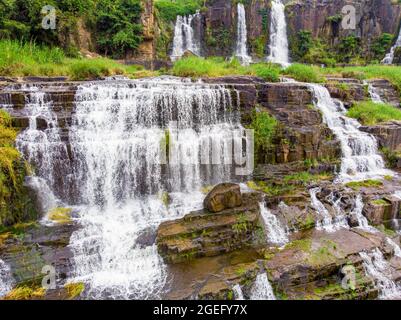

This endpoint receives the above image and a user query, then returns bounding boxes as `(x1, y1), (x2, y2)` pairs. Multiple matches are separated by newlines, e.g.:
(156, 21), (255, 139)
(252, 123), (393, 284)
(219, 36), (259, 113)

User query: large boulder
(203, 183), (242, 213)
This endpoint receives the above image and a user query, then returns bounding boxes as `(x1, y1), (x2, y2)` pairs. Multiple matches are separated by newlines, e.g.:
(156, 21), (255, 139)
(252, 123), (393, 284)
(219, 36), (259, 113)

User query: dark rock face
(0, 223), (77, 288)
(157, 192), (264, 264)
(361, 121), (401, 153)
(203, 183), (242, 213)
(286, 0), (401, 57)
(203, 0), (270, 59)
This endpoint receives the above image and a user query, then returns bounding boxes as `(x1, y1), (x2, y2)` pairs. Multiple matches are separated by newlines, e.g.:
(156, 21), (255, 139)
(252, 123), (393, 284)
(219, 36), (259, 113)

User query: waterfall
(267, 0), (290, 66)
(13, 85), (71, 201)
(353, 194), (371, 230)
(360, 249), (401, 299)
(259, 203), (288, 245)
(385, 238), (401, 258)
(309, 84), (392, 182)
(382, 29), (401, 65)
(0, 259), (13, 298)
(171, 12), (201, 62)
(28, 77), (247, 299)
(364, 81), (384, 104)
(249, 273), (276, 300)
(232, 284), (245, 300)
(234, 3), (252, 65)
(310, 187), (336, 232)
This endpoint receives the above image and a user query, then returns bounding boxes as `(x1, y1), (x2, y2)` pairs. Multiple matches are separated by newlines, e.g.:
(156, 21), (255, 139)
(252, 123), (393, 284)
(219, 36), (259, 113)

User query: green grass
(322, 65), (401, 93)
(283, 171), (333, 185)
(371, 199), (389, 206)
(171, 56), (281, 80)
(282, 63), (325, 83)
(0, 40), (152, 80)
(345, 179), (383, 190)
(346, 101), (401, 125)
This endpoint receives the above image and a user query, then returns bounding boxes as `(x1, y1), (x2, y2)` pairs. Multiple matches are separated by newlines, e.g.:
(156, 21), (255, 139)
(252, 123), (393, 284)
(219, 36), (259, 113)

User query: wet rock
(203, 183), (242, 213)
(157, 193), (263, 264)
(136, 227), (157, 248)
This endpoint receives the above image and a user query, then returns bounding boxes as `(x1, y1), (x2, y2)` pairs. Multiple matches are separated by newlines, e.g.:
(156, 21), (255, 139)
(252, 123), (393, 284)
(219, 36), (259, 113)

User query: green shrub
(251, 63), (280, 82)
(283, 63), (325, 83)
(346, 101), (401, 125)
(248, 109), (278, 163)
(155, 0), (203, 21)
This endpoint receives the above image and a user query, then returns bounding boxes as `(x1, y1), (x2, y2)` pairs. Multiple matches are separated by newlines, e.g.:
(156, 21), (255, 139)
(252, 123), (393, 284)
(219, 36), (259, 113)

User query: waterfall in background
(0, 259), (14, 298)
(232, 284), (245, 300)
(234, 3), (252, 65)
(259, 203), (288, 245)
(171, 12), (201, 62)
(360, 249), (401, 299)
(249, 273), (276, 300)
(382, 29), (401, 65)
(266, 0), (290, 66)
(364, 81), (384, 104)
(309, 84), (392, 182)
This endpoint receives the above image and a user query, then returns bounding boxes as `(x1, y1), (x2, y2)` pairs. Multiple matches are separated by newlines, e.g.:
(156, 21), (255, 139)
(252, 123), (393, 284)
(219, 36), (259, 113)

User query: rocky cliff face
(286, 0), (401, 57)
(203, 0), (270, 58)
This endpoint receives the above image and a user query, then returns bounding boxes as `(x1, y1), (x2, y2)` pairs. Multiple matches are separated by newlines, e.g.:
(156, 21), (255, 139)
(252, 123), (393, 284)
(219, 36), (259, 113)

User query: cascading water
(364, 81), (384, 104)
(382, 29), (401, 65)
(234, 3), (252, 65)
(43, 77), (247, 299)
(0, 259), (14, 298)
(259, 203), (288, 245)
(171, 12), (201, 62)
(232, 284), (245, 300)
(309, 84), (392, 182)
(353, 194), (371, 230)
(310, 187), (337, 232)
(249, 273), (276, 300)
(13, 85), (70, 202)
(267, 0), (290, 66)
(360, 249), (401, 299)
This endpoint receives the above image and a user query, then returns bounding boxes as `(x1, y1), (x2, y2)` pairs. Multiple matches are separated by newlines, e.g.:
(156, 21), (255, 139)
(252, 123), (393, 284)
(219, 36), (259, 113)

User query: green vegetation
(248, 109), (278, 164)
(371, 33), (394, 60)
(155, 0), (204, 21)
(346, 101), (401, 125)
(345, 179), (383, 190)
(64, 282), (85, 299)
(171, 56), (281, 80)
(380, 147), (401, 168)
(283, 171), (333, 185)
(0, 0), (143, 58)
(47, 207), (72, 224)
(0, 110), (38, 227)
(371, 199), (389, 206)
(93, 0), (143, 58)
(3, 285), (46, 300)
(283, 64), (325, 83)
(0, 40), (151, 79)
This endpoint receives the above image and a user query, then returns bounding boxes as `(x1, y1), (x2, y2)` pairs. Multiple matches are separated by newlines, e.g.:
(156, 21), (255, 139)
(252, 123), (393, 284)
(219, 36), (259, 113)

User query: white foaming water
(386, 238), (401, 258)
(364, 81), (384, 104)
(360, 249), (401, 299)
(250, 273), (276, 300)
(259, 203), (288, 245)
(232, 284), (245, 300)
(13, 85), (71, 200)
(353, 194), (372, 231)
(171, 12), (201, 61)
(382, 29), (401, 64)
(310, 187), (336, 232)
(234, 3), (252, 65)
(267, 0), (290, 66)
(24, 176), (58, 215)
(0, 259), (14, 298)
(309, 84), (392, 182)
(60, 79), (247, 299)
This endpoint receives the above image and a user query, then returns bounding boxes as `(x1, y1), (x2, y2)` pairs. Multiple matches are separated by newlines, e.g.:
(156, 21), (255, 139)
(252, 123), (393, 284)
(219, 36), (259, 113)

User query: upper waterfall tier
(234, 3), (252, 65)
(267, 0), (290, 66)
